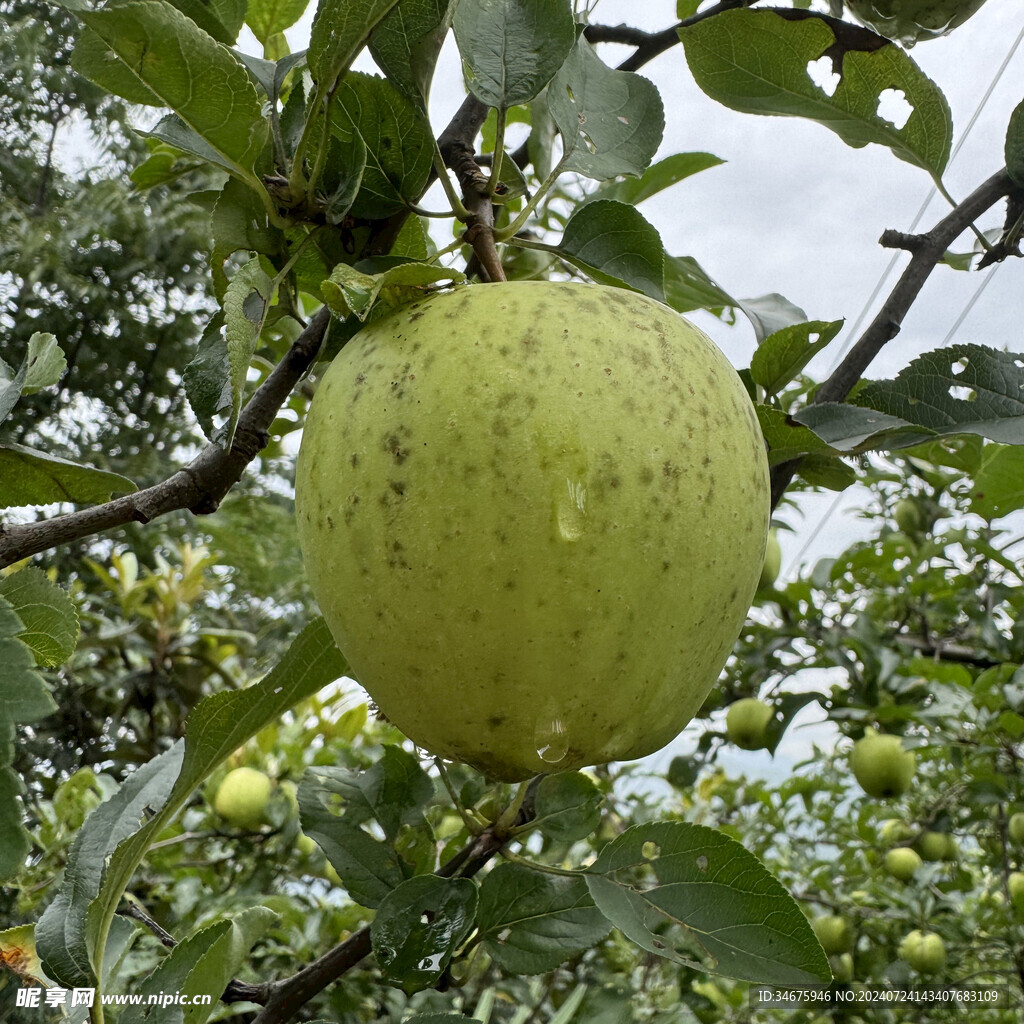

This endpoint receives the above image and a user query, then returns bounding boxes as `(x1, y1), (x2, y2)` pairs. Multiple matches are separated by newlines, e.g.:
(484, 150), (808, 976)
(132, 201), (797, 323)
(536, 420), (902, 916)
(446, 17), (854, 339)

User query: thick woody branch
(0, 308), (331, 568)
(438, 94), (506, 282)
(769, 168), (1017, 509)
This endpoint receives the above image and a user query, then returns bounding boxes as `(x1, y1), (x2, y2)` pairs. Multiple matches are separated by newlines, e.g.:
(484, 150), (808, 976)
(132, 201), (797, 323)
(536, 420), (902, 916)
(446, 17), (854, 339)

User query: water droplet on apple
(535, 718), (569, 764)
(555, 478), (586, 542)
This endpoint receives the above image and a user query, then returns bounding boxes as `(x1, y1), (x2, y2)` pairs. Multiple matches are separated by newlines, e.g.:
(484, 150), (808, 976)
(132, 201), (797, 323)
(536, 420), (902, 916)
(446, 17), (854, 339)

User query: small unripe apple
(1008, 872), (1024, 915)
(1008, 812), (1024, 845)
(894, 497), (927, 535)
(850, 729), (915, 798)
(725, 697), (773, 750)
(213, 767), (272, 830)
(846, 0), (989, 46)
(758, 529), (781, 589)
(916, 831), (958, 862)
(830, 952), (854, 983)
(898, 930), (946, 974)
(296, 831), (318, 857)
(878, 819), (914, 845)
(296, 282), (769, 781)
(812, 915), (853, 955)
(884, 847), (922, 882)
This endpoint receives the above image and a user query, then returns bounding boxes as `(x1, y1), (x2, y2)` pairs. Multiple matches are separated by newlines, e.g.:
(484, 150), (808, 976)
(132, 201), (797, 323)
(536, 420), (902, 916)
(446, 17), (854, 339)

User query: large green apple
(850, 728), (915, 798)
(846, 0), (989, 45)
(296, 282), (770, 780)
(213, 767), (272, 829)
(898, 930), (946, 974)
(725, 697), (773, 750)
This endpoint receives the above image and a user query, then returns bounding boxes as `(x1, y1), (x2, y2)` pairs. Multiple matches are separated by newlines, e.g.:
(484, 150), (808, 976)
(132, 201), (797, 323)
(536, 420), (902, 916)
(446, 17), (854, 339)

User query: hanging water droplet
(535, 718), (569, 764)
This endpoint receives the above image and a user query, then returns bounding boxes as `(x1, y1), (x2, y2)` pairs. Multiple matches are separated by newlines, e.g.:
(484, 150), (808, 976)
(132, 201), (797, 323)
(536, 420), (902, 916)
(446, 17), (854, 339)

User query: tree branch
(246, 782), (540, 1024)
(769, 168), (1017, 509)
(438, 94), (506, 283)
(0, 308), (331, 568)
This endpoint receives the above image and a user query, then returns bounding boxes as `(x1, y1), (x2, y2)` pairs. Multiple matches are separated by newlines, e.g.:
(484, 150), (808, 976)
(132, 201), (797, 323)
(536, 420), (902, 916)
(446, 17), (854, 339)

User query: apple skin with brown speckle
(295, 282), (769, 780)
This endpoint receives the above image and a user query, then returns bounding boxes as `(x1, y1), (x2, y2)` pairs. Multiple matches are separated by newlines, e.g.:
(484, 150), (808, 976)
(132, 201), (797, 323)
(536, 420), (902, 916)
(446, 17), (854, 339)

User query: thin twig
(768, 168), (1017, 509)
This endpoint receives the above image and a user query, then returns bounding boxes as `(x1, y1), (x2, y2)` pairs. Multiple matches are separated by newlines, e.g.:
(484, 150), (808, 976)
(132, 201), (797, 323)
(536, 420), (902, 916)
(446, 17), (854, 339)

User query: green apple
(296, 830), (318, 857)
(894, 497), (926, 535)
(850, 729), (915, 798)
(917, 831), (958, 862)
(884, 847), (922, 882)
(812, 915), (853, 955)
(758, 529), (781, 589)
(296, 282), (769, 781)
(213, 767), (272, 830)
(898, 930), (946, 974)
(1008, 812), (1024, 845)
(878, 819), (914, 845)
(1008, 872), (1024, 914)
(830, 952), (854, 983)
(846, 0), (989, 46)
(725, 697), (774, 751)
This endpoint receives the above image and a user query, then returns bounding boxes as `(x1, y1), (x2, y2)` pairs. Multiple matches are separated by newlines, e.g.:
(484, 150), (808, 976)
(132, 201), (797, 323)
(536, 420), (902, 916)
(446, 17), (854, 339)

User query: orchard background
(2, 0), (1024, 1022)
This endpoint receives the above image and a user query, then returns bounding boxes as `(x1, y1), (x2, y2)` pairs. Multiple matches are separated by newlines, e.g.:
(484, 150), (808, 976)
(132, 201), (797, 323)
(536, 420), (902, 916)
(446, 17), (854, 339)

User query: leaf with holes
(370, 875), (478, 992)
(556, 200), (665, 300)
(751, 320), (843, 396)
(679, 8), (951, 176)
(548, 36), (664, 181)
(585, 822), (830, 983)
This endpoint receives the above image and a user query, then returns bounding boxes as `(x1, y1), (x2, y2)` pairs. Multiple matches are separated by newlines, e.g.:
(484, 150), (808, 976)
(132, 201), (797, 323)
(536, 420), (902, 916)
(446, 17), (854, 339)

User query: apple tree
(2, 1), (1024, 1022)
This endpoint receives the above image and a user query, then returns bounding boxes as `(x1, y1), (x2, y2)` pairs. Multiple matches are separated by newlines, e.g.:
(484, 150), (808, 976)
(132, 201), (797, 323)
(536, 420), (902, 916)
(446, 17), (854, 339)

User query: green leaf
(62, 0), (268, 176)
(533, 773), (603, 843)
(308, 0), (401, 89)
(970, 444), (1024, 520)
(323, 262), (466, 321)
(183, 315), (232, 445)
(750, 320), (843, 396)
(586, 822), (830, 984)
(756, 406), (840, 466)
(662, 255), (735, 315)
(140, 114), (241, 181)
(118, 908), (276, 1024)
(0, 568), (79, 668)
(0, 444), (137, 508)
(222, 257), (276, 448)
(477, 862), (610, 975)
(171, 0), (247, 45)
(298, 747), (433, 907)
(1007, 99), (1024, 188)
(369, 0), (452, 107)
(679, 9), (952, 176)
(738, 293), (809, 344)
(37, 744), (185, 987)
(370, 875), (477, 992)
(247, 0), (309, 44)
(0, 596), (59, 881)
(210, 177), (285, 300)
(82, 620), (347, 984)
(557, 200), (665, 300)
(328, 73), (434, 218)
(21, 334), (67, 395)
(595, 152), (724, 206)
(796, 345), (1024, 451)
(548, 36), (664, 181)
(453, 0), (574, 108)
